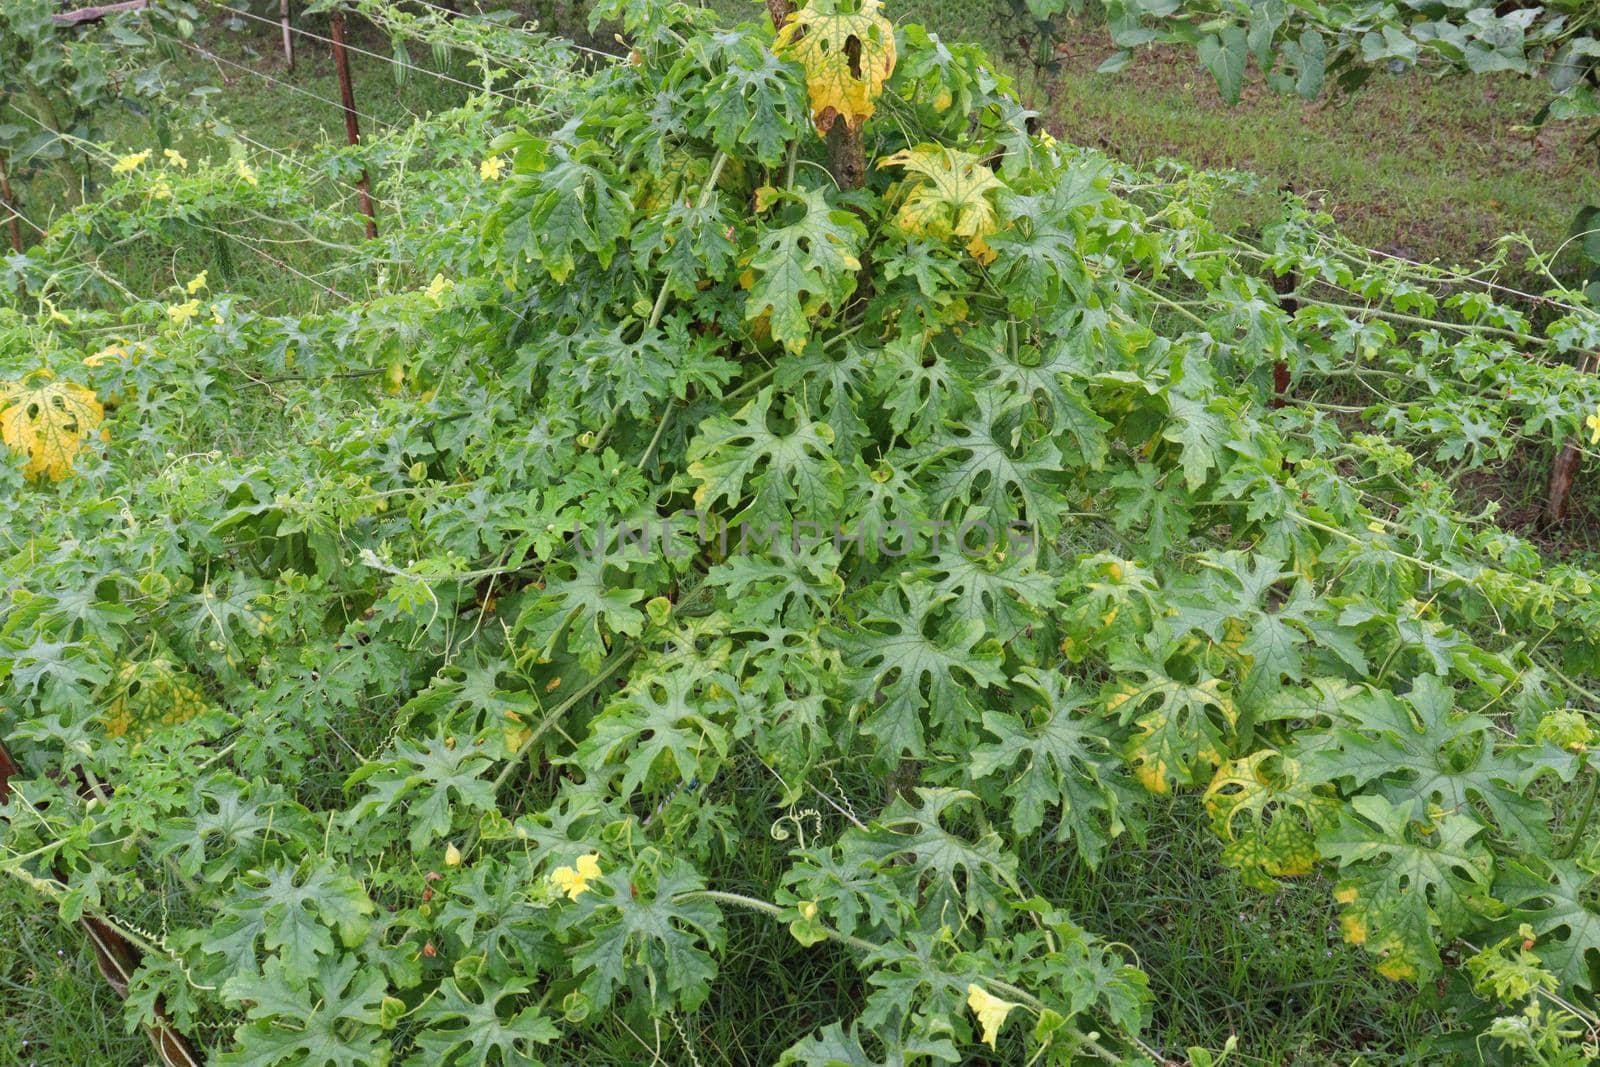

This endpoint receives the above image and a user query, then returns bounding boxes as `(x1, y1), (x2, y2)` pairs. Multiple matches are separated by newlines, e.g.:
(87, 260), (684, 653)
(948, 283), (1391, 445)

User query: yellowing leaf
(879, 145), (1005, 261)
(1204, 749), (1338, 888)
(774, 0), (897, 135)
(83, 343), (130, 368)
(104, 658), (208, 738)
(0, 374), (106, 481)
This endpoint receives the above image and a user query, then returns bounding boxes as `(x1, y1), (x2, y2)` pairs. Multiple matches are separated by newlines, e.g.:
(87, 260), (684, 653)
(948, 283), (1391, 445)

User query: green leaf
(406, 974), (559, 1067)
(744, 186), (865, 352)
(345, 735), (498, 851)
(564, 855), (725, 1012)
(839, 581), (1005, 760)
(1307, 677), (1561, 851)
(569, 663), (733, 800)
(1497, 858), (1600, 998)
(1198, 26), (1248, 105)
(218, 956), (387, 1067)
(688, 386), (844, 527)
(1317, 795), (1496, 982)
(204, 861), (374, 983)
(778, 1020), (958, 1066)
(969, 667), (1132, 866)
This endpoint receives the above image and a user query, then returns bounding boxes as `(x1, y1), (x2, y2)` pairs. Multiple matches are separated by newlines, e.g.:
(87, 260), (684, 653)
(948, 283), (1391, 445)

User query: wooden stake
(330, 11), (377, 239)
(1270, 266), (1298, 408)
(279, 0), (295, 70)
(50, 0), (148, 26)
(826, 36), (866, 191)
(0, 152), (22, 254)
(0, 736), (18, 801)
(1546, 353), (1595, 525)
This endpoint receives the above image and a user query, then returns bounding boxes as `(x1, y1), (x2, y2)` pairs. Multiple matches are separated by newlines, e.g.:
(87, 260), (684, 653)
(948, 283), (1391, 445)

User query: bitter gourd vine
(1, 0), (1599, 1063)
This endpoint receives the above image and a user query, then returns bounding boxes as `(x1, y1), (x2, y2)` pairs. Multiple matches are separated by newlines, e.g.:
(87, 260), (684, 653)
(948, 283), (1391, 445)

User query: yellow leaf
(774, 0), (897, 135)
(0, 374), (105, 481)
(104, 658), (207, 737)
(1204, 749), (1337, 887)
(879, 145), (1005, 261)
(83, 343), (129, 368)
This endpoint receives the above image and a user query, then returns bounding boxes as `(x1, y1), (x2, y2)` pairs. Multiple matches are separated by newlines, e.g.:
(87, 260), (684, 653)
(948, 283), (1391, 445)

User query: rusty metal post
(330, 11), (377, 239)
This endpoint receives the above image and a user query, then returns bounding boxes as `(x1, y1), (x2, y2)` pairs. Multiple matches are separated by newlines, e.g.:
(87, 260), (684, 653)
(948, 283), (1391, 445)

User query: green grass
(0, 879), (147, 1067)
(997, 16), (1599, 272)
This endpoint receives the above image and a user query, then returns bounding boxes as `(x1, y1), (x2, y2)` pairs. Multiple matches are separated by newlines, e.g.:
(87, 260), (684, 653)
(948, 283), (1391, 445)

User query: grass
(0, 878), (147, 1067)
(893, 5), (1600, 272)
(3, 4), (1596, 1066)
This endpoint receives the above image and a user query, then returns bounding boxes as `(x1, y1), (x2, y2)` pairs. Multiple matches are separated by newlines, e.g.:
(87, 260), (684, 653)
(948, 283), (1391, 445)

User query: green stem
(1296, 297), (1545, 346)
(1559, 758), (1599, 859)
(681, 888), (1159, 1061)
(490, 644), (640, 793)
(637, 399), (676, 471)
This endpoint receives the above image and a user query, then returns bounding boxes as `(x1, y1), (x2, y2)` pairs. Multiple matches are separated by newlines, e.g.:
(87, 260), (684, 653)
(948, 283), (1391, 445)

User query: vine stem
(1296, 297), (1547, 346)
(680, 889), (1164, 1063)
(1558, 757), (1598, 860)
(620, 150), (732, 467)
(490, 645), (639, 793)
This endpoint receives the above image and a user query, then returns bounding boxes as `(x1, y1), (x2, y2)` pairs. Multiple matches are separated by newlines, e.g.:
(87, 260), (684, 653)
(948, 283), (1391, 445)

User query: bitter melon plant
(2, 0), (1600, 1063)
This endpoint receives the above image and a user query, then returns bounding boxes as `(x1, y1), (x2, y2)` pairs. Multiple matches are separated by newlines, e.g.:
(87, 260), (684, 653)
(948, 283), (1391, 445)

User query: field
(2, 1), (1599, 1065)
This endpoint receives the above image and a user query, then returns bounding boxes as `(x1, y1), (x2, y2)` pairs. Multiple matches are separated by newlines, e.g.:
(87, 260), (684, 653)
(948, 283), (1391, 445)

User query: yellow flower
(425, 273), (452, 301)
(966, 984), (1018, 1050)
(444, 842), (462, 867)
(235, 158), (258, 186)
(150, 178), (173, 200)
(111, 150), (150, 175)
(167, 299), (201, 325)
(163, 148), (188, 169)
(186, 271), (208, 295)
(1587, 407), (1600, 446)
(550, 853), (602, 900)
(479, 155), (506, 181)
